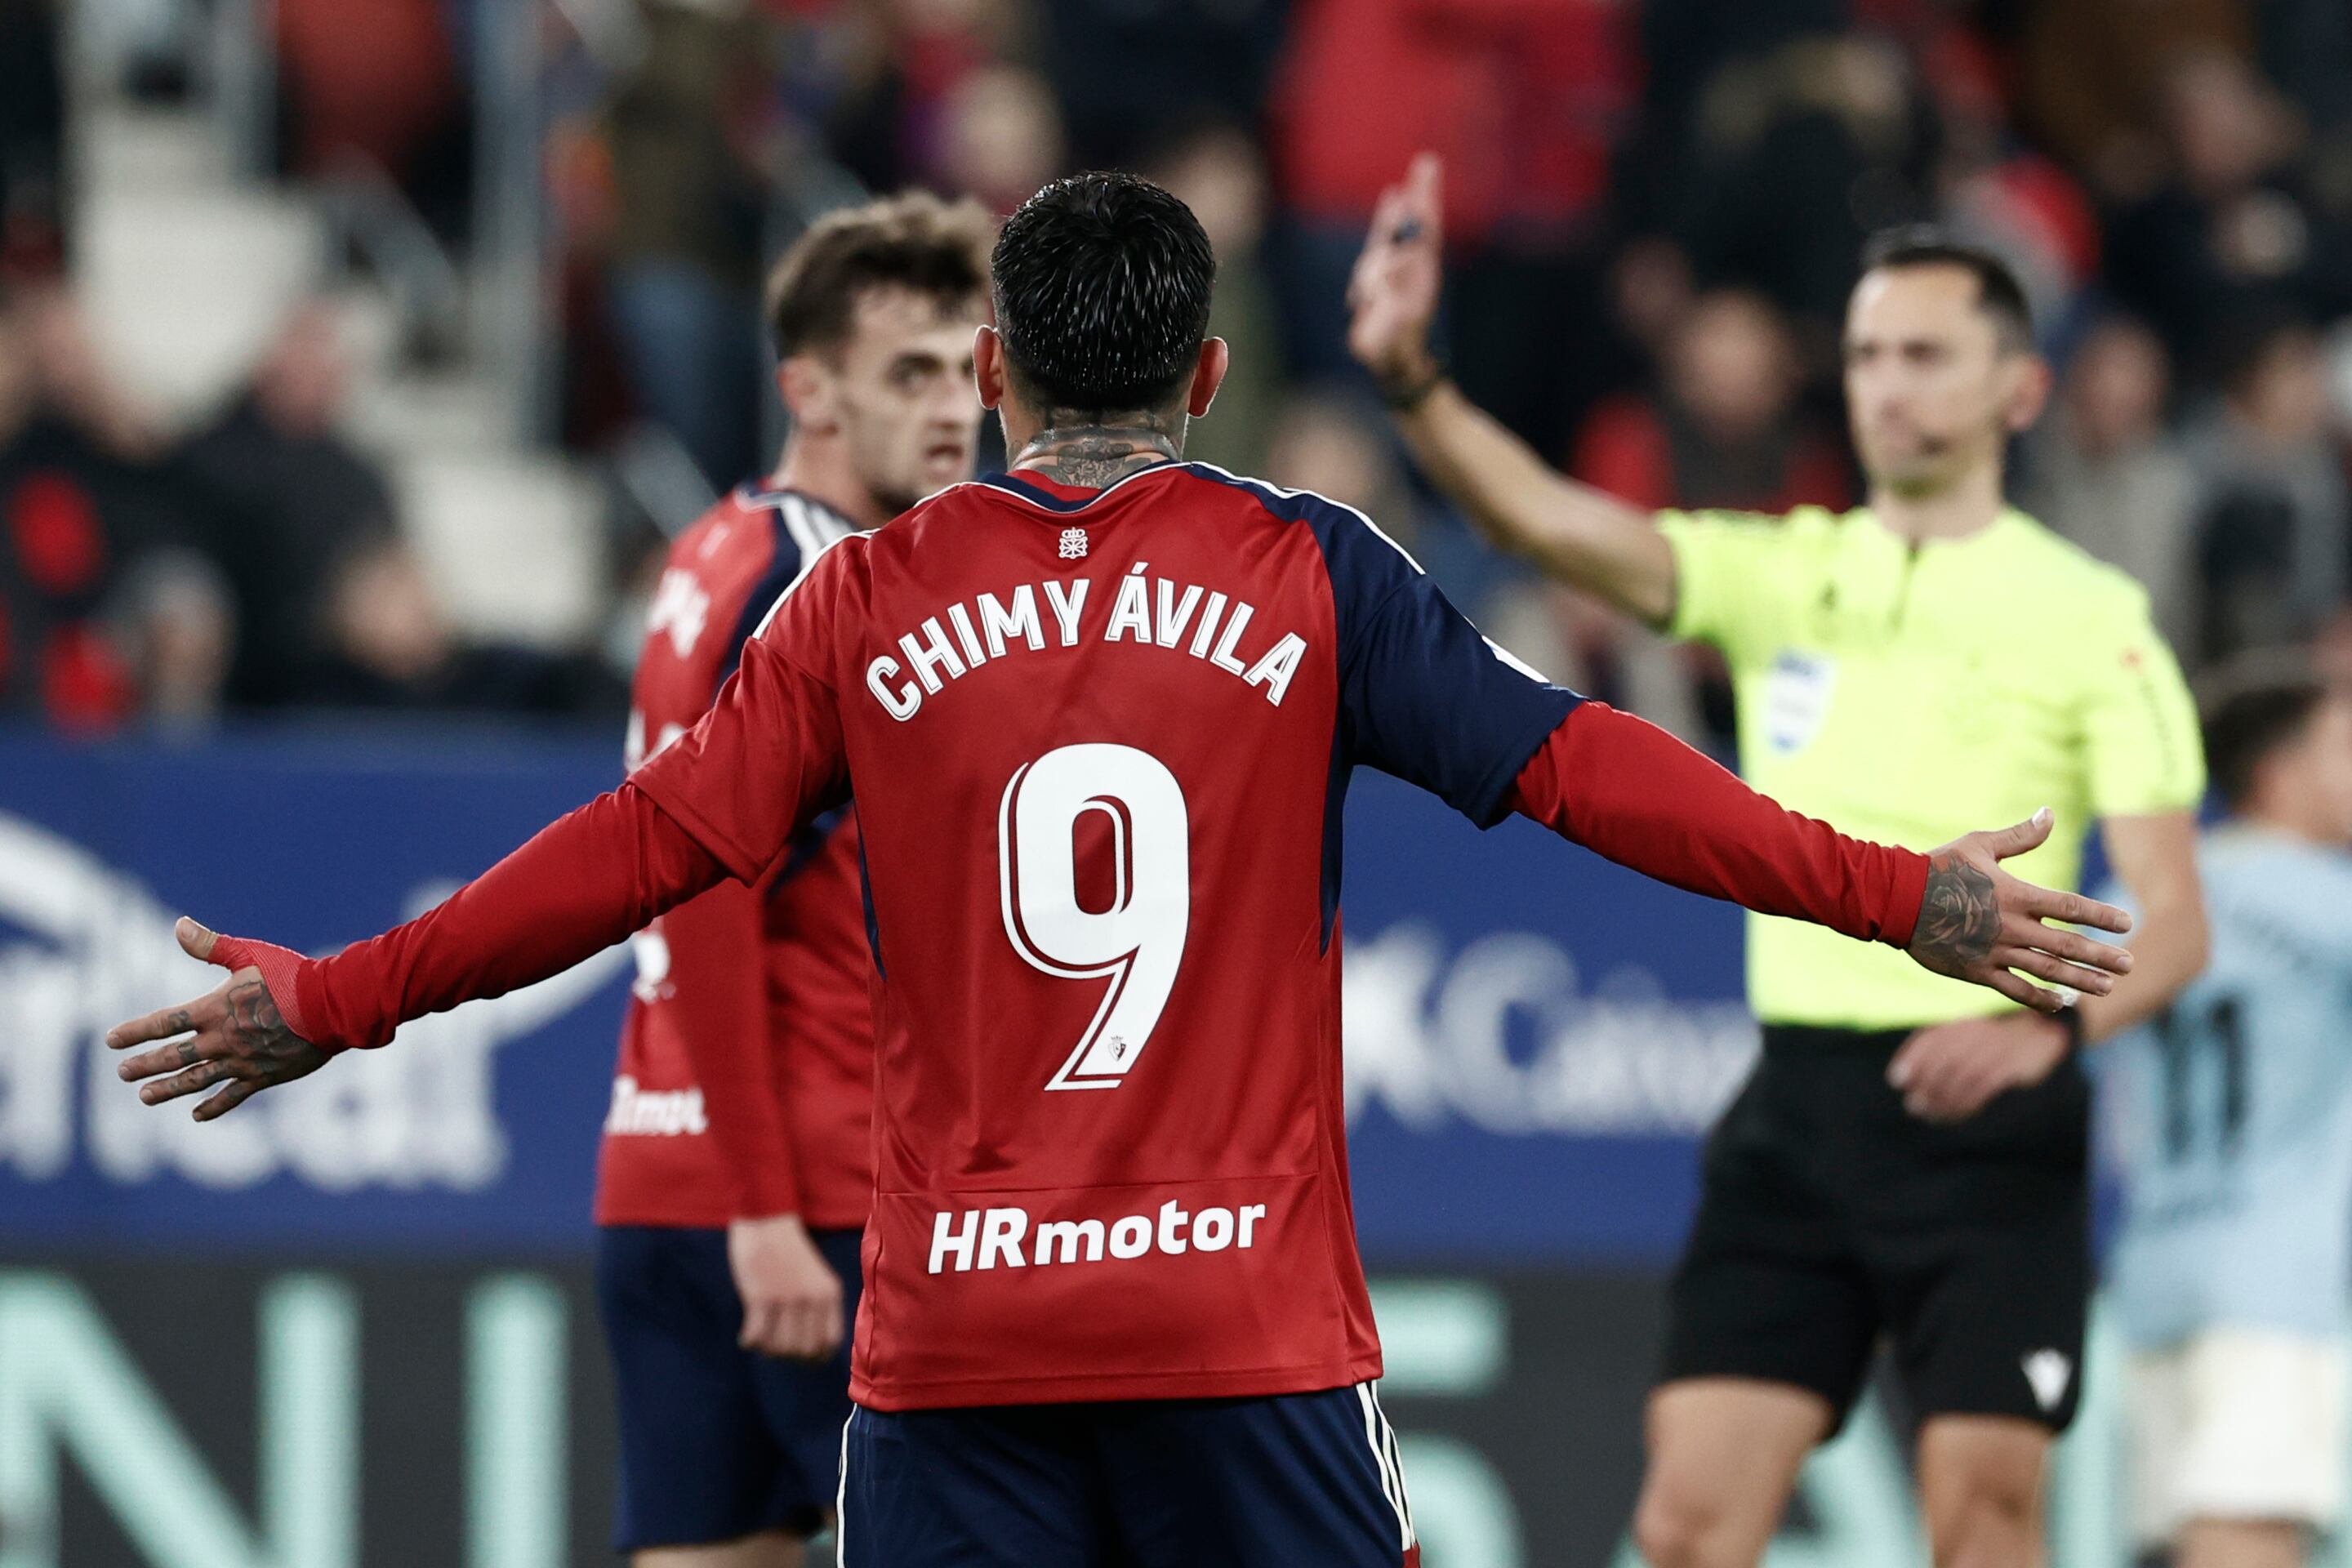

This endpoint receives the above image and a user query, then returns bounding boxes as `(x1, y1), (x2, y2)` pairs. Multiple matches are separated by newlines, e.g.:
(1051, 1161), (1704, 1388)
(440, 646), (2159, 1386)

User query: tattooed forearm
(1016, 415), (1183, 487)
(1909, 852), (2002, 973)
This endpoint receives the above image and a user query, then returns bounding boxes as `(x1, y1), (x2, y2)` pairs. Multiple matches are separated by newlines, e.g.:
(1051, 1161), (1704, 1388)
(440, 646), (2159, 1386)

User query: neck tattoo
(1015, 417), (1182, 488)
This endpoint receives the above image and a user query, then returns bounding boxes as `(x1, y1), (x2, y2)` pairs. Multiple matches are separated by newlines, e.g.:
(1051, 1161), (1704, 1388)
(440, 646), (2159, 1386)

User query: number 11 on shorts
(998, 743), (1192, 1090)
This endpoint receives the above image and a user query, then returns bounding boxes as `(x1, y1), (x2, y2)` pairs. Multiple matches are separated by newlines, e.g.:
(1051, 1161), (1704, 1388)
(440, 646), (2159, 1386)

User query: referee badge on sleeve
(1762, 650), (1837, 755)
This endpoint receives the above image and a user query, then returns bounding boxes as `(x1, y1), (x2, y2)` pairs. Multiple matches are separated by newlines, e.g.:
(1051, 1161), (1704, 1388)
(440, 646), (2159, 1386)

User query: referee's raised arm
(1355, 154), (2218, 1568)
(1346, 154), (1677, 627)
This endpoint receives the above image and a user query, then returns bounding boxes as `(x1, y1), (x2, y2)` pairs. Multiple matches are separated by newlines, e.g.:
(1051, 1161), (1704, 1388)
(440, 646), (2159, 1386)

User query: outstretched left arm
(109, 782), (735, 1116)
(109, 626), (853, 1117)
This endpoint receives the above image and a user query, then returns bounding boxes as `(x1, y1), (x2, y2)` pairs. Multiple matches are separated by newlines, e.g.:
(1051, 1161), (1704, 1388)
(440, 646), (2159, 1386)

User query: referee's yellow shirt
(1658, 504), (2204, 1031)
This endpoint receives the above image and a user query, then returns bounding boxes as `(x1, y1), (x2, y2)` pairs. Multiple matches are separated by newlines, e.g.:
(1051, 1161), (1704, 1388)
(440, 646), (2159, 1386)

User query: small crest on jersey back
(1058, 526), (1089, 560)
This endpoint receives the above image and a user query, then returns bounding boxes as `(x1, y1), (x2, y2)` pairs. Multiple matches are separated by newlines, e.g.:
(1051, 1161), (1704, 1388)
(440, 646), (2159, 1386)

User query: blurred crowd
(0, 285), (625, 728)
(5, 0), (2352, 747)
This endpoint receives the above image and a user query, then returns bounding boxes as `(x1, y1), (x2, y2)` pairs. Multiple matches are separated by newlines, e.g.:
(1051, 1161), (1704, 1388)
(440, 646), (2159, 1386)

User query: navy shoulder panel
(1182, 465), (1581, 826)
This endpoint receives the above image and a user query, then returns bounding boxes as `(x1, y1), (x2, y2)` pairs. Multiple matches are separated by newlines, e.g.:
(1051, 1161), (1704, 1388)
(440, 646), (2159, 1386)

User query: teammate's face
(1842, 265), (2044, 499)
(794, 286), (986, 515)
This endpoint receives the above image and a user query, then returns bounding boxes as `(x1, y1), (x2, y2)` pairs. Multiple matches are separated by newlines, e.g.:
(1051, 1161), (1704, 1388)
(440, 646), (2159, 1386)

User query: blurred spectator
(2103, 51), (2352, 376)
(2016, 0), (2251, 193)
(274, 0), (470, 241)
(600, 0), (780, 489)
(12, 0), (2352, 746)
(100, 549), (236, 731)
(1276, 0), (1592, 244)
(935, 65), (1065, 216)
(298, 538), (626, 717)
(2333, 318), (2352, 429)
(1267, 0), (1633, 444)
(1263, 390), (1414, 542)
(176, 302), (399, 709)
(798, 0), (1019, 202)
(2185, 314), (2351, 662)
(1669, 33), (1940, 329)
(1926, 22), (2102, 334)
(1569, 288), (1851, 514)
(2020, 316), (2201, 655)
(2256, 0), (2352, 140)
(0, 291), (199, 729)
(1037, 0), (1288, 170)
(1144, 120), (1283, 479)
(0, 0), (65, 280)
(1615, 0), (1851, 238)
(1610, 238), (1699, 362)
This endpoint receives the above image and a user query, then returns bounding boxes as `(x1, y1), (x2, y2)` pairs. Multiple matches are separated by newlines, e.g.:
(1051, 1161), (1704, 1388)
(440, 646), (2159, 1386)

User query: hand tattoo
(1908, 851), (2001, 976)
(114, 942), (335, 1118)
(218, 977), (328, 1089)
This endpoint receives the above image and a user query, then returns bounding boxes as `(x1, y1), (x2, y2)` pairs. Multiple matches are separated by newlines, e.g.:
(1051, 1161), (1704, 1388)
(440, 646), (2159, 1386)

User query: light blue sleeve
(2288, 852), (2352, 975)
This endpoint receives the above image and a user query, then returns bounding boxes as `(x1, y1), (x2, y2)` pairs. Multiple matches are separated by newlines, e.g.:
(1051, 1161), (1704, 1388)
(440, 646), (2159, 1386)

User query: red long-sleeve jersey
(593, 485), (874, 1232)
(268, 462), (1927, 1411)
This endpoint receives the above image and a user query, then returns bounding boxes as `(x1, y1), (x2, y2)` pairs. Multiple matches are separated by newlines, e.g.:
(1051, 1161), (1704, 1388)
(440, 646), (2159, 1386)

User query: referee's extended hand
(1347, 153), (1445, 395)
(1903, 807), (2133, 1011)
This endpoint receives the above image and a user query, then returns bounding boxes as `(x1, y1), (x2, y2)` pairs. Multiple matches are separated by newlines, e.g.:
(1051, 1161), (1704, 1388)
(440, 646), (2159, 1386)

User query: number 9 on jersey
(998, 743), (1191, 1091)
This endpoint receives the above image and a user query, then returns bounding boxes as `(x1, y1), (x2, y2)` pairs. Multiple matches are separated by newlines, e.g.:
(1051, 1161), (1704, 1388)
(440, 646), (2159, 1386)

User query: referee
(1349, 155), (2212, 1568)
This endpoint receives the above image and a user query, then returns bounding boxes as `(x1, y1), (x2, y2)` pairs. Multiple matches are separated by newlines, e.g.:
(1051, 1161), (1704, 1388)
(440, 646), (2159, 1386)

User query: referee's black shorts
(1661, 1022), (2090, 1435)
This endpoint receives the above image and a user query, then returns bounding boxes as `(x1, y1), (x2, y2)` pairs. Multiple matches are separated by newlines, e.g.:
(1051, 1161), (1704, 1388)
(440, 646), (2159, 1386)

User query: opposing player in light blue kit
(2107, 658), (2352, 1568)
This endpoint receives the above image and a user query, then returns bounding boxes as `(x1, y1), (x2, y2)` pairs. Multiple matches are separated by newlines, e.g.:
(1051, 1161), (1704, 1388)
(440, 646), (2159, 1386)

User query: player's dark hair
(1859, 226), (2035, 351)
(990, 172), (1216, 416)
(765, 191), (995, 359)
(2198, 652), (2332, 810)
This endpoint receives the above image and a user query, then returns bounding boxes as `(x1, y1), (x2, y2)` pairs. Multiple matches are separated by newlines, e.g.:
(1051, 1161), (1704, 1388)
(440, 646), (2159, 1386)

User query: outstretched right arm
(1507, 705), (2134, 1010)
(1316, 497), (2132, 1013)
(110, 622), (851, 1117)
(1347, 154), (1676, 625)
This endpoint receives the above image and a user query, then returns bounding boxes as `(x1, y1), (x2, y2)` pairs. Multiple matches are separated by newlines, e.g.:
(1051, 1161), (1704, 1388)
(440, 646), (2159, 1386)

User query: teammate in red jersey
(595, 193), (992, 1566)
(111, 174), (2136, 1568)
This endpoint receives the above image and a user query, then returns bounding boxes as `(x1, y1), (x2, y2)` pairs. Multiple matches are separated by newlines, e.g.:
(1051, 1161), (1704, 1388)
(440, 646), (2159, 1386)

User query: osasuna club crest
(1059, 527), (1089, 560)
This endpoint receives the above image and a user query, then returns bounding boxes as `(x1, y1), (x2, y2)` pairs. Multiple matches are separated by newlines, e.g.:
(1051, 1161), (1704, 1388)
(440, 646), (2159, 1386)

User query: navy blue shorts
(595, 1224), (864, 1550)
(838, 1383), (1419, 1568)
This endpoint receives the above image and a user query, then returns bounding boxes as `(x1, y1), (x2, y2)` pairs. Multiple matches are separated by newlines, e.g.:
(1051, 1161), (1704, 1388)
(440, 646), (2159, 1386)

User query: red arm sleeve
(631, 622), (853, 881)
(1509, 702), (1929, 947)
(286, 626), (852, 1054)
(287, 782), (730, 1051)
(617, 567), (854, 1218)
(661, 875), (802, 1218)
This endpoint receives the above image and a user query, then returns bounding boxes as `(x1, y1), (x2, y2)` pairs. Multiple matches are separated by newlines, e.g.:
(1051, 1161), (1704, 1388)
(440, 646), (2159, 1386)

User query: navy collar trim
(976, 461), (1188, 513)
(733, 483), (855, 532)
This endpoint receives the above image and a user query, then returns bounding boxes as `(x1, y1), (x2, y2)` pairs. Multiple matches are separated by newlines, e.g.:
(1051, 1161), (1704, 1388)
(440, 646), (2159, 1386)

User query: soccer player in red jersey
(110, 174), (2137, 1568)
(595, 193), (991, 1566)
